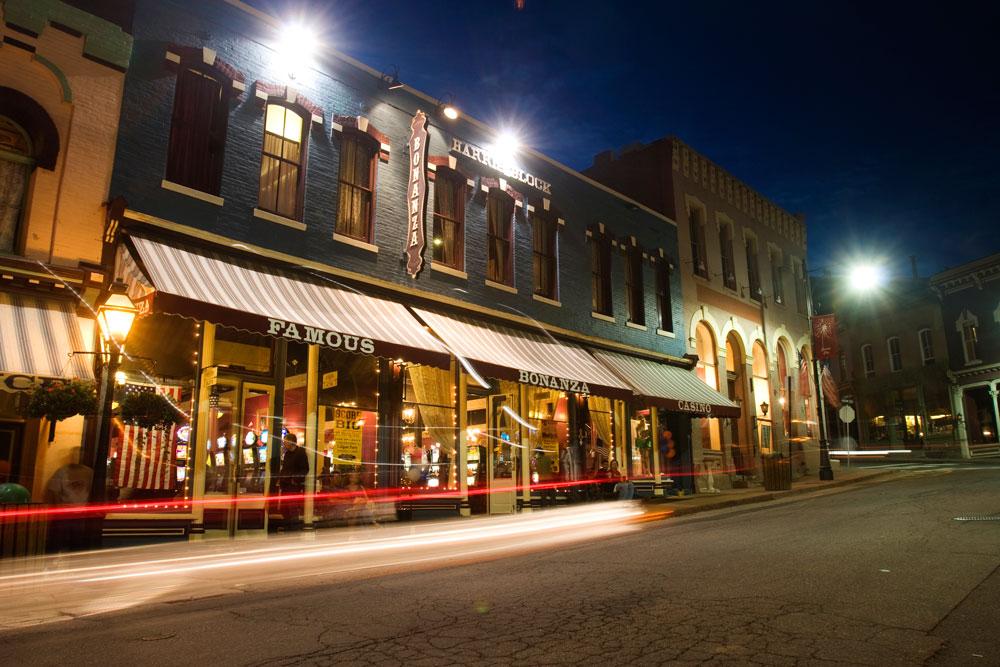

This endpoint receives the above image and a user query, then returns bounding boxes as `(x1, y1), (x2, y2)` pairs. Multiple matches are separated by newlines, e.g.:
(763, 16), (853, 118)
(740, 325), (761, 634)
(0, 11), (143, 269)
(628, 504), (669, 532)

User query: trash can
(761, 455), (792, 491)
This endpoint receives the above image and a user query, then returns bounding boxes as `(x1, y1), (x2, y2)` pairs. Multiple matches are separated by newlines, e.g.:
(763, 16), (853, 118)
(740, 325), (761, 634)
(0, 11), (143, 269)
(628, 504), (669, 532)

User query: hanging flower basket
(119, 391), (181, 431)
(21, 379), (99, 442)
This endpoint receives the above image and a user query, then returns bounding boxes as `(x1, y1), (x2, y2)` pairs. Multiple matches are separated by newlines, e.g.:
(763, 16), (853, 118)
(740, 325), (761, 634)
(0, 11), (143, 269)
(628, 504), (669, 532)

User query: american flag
(820, 365), (841, 409)
(798, 356), (812, 398)
(113, 384), (184, 490)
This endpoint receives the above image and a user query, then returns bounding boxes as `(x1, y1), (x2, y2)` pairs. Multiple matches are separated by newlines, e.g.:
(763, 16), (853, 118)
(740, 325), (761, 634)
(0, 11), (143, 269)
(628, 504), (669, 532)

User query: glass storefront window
(524, 388), (568, 486)
(402, 364), (456, 491)
(315, 348), (379, 490)
(110, 313), (198, 503)
(629, 407), (652, 478)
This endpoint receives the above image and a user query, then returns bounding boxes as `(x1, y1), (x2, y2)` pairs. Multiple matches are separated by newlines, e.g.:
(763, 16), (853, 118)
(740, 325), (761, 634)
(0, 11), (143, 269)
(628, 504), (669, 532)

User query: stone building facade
(586, 137), (818, 485)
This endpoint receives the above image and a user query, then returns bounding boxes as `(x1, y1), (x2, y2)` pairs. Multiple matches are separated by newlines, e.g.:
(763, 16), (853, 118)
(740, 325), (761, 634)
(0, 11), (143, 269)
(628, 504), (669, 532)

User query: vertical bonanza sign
(406, 110), (429, 277)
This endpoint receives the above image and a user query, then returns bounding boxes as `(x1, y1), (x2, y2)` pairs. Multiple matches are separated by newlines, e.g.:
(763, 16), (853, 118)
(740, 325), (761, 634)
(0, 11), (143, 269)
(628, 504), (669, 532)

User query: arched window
(752, 340), (772, 450)
(259, 103), (307, 221)
(695, 322), (718, 390)
(0, 115), (33, 253)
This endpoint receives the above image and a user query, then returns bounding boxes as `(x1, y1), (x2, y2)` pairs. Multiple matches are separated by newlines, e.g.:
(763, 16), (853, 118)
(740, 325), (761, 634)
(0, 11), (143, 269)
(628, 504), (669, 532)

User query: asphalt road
(1, 466), (999, 666)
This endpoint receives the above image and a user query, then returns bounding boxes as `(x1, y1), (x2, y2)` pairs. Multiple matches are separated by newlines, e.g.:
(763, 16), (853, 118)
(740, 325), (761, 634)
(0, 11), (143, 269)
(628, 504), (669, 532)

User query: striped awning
(590, 349), (740, 418)
(118, 235), (450, 367)
(0, 292), (93, 380)
(413, 308), (632, 399)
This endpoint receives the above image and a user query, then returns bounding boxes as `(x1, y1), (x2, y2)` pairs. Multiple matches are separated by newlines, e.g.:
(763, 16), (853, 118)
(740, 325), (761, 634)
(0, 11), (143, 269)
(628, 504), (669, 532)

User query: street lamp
(91, 280), (138, 504)
(808, 259), (885, 482)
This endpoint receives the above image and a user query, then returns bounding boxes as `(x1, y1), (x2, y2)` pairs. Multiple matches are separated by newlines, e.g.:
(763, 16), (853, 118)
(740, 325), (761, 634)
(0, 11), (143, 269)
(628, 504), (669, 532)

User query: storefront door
(488, 393), (518, 514)
(202, 378), (274, 537)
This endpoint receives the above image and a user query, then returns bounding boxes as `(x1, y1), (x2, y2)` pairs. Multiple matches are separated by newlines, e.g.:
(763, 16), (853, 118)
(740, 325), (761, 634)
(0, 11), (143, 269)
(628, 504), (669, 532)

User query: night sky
(267, 1), (1000, 276)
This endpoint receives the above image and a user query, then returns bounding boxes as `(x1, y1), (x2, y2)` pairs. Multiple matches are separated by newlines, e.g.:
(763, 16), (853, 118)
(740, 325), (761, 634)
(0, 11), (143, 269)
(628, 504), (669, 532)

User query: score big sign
(331, 407), (364, 463)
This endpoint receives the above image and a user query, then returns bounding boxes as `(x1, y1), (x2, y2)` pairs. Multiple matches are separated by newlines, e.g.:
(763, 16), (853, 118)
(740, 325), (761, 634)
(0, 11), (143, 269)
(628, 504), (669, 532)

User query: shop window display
(630, 407), (653, 478)
(402, 364), (456, 491)
(315, 348), (379, 486)
(109, 313), (198, 503)
(583, 396), (617, 478)
(524, 388), (569, 487)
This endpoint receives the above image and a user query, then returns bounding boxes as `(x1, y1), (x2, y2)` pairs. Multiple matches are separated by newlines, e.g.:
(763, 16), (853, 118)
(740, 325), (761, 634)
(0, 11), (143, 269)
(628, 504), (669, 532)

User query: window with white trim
(259, 103), (306, 220)
(862, 344), (875, 377)
(887, 337), (902, 372)
(956, 310), (980, 365)
(918, 329), (935, 365)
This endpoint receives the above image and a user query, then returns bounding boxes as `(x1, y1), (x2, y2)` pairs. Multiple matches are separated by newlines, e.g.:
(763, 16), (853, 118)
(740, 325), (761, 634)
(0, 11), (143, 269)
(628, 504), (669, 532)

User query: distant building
(586, 137), (817, 485)
(0, 0), (132, 499)
(813, 275), (959, 456)
(931, 253), (1000, 458)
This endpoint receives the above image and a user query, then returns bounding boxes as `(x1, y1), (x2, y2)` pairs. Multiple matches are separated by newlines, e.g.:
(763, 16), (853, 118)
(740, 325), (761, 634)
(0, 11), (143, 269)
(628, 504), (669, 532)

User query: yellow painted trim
(121, 209), (690, 364)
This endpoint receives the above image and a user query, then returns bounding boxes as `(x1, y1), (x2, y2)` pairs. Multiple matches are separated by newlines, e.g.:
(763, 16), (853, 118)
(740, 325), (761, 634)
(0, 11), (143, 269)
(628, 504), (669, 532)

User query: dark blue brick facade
(111, 0), (684, 360)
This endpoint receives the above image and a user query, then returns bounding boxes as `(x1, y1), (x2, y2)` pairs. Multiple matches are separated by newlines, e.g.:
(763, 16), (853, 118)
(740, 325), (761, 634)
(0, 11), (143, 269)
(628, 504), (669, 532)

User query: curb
(641, 470), (899, 517)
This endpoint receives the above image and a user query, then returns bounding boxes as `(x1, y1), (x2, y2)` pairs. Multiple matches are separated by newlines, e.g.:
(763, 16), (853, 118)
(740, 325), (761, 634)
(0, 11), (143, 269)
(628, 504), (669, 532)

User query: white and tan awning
(117, 235), (450, 367)
(0, 292), (93, 381)
(591, 349), (740, 418)
(413, 308), (632, 399)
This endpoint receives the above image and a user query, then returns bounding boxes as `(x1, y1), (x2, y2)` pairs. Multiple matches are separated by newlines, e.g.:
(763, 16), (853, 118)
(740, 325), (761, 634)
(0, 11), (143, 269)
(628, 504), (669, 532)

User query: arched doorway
(725, 331), (751, 477)
(752, 340), (772, 453)
(692, 321), (724, 492)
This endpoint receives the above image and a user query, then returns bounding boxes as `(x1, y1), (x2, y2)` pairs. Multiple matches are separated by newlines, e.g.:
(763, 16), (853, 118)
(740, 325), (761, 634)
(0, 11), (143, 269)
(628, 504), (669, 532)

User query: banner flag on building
(820, 365), (841, 409)
(113, 384), (183, 490)
(811, 314), (838, 361)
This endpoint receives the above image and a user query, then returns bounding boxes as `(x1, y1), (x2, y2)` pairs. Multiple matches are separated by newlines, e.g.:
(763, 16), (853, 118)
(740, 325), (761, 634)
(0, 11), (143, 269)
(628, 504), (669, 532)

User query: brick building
(0, 0), (132, 499)
(814, 275), (958, 455)
(93, 0), (738, 542)
(586, 137), (818, 485)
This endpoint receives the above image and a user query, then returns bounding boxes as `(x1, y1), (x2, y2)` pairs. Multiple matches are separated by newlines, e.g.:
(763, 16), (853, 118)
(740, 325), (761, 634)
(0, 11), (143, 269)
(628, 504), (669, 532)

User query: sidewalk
(641, 467), (897, 517)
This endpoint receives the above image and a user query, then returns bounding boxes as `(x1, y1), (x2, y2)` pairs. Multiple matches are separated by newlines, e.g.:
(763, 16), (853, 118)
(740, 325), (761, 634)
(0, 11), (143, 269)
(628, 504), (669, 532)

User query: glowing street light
(442, 105), (459, 120)
(491, 131), (520, 166)
(846, 262), (886, 292)
(276, 22), (318, 80)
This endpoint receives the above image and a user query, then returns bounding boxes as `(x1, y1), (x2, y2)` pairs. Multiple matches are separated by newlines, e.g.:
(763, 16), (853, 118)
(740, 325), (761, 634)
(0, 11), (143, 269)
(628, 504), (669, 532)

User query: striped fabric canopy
(121, 235), (450, 367)
(0, 291), (92, 380)
(590, 349), (740, 418)
(414, 308), (632, 399)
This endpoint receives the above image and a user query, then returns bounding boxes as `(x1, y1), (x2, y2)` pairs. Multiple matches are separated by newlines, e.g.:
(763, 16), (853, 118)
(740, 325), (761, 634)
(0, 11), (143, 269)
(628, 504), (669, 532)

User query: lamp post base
(818, 438), (834, 481)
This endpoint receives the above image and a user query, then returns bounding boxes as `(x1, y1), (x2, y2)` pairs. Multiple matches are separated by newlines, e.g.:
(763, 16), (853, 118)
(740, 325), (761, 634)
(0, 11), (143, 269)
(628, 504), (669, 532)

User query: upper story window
(166, 66), (231, 196)
(887, 336), (902, 372)
(957, 310), (979, 365)
(258, 103), (307, 220)
(746, 235), (761, 302)
(590, 231), (613, 316)
(336, 132), (378, 241)
(861, 344), (875, 377)
(770, 250), (785, 305)
(655, 258), (673, 332)
(719, 222), (736, 290)
(794, 259), (809, 315)
(918, 329), (935, 365)
(432, 170), (465, 269)
(689, 205), (708, 278)
(625, 242), (645, 326)
(0, 115), (33, 254)
(532, 209), (559, 300)
(486, 189), (514, 285)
